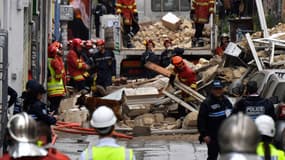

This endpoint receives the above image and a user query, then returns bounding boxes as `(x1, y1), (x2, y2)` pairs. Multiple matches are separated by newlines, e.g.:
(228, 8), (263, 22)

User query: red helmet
(96, 39), (105, 46)
(48, 45), (59, 58)
(84, 40), (93, 48)
(52, 41), (63, 50)
(164, 39), (172, 46)
(144, 39), (155, 48)
(72, 38), (82, 48)
(172, 56), (184, 66)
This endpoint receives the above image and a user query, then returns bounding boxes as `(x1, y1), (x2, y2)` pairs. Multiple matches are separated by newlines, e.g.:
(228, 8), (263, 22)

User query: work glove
(134, 13), (139, 22)
(169, 74), (176, 86)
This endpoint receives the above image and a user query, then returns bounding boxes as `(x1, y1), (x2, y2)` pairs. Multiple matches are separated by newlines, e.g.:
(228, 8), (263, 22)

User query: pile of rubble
(132, 19), (210, 49)
(58, 54), (250, 133)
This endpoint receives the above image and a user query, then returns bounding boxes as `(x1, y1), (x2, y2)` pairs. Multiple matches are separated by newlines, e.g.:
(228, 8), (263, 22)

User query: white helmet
(255, 115), (275, 137)
(90, 106), (117, 128)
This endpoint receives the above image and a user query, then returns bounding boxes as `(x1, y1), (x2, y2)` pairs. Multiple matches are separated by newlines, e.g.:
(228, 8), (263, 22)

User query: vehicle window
(273, 83), (285, 102)
(261, 75), (275, 96)
(249, 73), (265, 89)
(151, 0), (190, 12)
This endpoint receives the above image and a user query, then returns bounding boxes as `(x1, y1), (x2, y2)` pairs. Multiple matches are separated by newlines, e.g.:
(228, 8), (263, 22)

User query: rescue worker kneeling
(79, 106), (135, 160)
(255, 115), (285, 160)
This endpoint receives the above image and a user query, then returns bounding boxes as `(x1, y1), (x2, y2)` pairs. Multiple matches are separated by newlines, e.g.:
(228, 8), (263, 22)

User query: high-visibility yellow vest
(85, 147), (133, 160)
(257, 142), (285, 160)
(47, 58), (65, 96)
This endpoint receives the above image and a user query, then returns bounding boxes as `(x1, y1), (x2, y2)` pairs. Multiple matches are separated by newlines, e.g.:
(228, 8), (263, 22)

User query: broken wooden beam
(162, 90), (198, 113)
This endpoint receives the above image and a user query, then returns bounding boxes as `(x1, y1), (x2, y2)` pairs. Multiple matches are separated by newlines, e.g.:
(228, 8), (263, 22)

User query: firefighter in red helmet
(191, 0), (215, 47)
(160, 39), (174, 67)
(66, 38), (90, 91)
(116, 0), (140, 48)
(47, 45), (66, 115)
(141, 40), (159, 78)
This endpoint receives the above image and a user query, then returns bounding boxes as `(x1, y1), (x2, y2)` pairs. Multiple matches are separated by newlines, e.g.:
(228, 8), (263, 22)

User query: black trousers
(48, 96), (63, 115)
(194, 23), (205, 39)
(123, 20), (140, 40)
(207, 137), (220, 160)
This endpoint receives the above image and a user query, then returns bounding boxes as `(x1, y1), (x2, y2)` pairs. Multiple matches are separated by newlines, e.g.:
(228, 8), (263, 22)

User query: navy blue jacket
(198, 94), (233, 138)
(160, 49), (173, 68)
(233, 96), (276, 120)
(93, 50), (116, 88)
(141, 50), (159, 78)
(27, 100), (56, 126)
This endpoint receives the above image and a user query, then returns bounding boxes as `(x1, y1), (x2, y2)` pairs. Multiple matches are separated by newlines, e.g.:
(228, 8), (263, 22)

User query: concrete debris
(126, 104), (151, 117)
(61, 107), (89, 124)
(134, 113), (156, 127)
(182, 112), (198, 129)
(161, 12), (182, 31)
(217, 67), (247, 82)
(133, 18), (209, 49)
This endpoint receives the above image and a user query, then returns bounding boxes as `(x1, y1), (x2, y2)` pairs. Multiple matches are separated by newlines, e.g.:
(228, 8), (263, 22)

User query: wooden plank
(144, 61), (172, 77)
(162, 90), (198, 113)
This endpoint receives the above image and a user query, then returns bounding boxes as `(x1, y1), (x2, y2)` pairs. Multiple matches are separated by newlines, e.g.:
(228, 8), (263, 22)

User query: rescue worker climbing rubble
(170, 56), (197, 90)
(116, 0), (140, 48)
(191, 0), (215, 47)
(219, 113), (261, 160)
(170, 56), (197, 117)
(79, 106), (135, 160)
(198, 80), (233, 160)
(47, 44), (66, 115)
(67, 38), (91, 91)
(255, 115), (285, 160)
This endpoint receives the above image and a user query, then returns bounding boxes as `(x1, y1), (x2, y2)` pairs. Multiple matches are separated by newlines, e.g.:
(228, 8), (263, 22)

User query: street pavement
(54, 134), (208, 160)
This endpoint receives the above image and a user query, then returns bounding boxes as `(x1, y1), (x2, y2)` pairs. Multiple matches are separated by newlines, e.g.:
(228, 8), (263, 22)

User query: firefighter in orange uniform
(47, 44), (66, 115)
(116, 0), (140, 48)
(67, 38), (90, 91)
(191, 0), (215, 47)
(215, 33), (230, 56)
(170, 56), (197, 117)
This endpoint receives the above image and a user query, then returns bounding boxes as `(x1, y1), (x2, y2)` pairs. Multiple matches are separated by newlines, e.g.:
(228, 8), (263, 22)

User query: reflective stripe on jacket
(257, 142), (285, 160)
(47, 58), (65, 97)
(85, 147), (133, 160)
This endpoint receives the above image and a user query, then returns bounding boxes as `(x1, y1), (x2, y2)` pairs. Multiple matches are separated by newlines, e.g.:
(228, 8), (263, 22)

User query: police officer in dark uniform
(92, 39), (116, 89)
(198, 80), (233, 160)
(232, 80), (276, 120)
(26, 84), (57, 126)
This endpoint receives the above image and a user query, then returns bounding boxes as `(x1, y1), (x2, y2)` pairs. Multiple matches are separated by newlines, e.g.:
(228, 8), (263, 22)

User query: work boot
(192, 38), (197, 48)
(127, 41), (135, 48)
(198, 38), (204, 47)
